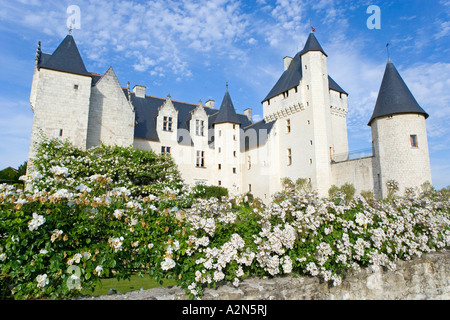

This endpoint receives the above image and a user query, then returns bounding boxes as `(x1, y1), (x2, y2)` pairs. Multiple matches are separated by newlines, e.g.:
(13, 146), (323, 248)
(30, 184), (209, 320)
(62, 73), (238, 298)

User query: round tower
(369, 59), (432, 198)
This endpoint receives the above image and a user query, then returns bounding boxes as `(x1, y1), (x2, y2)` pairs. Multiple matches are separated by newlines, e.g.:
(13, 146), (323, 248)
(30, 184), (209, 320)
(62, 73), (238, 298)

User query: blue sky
(0, 0), (449, 189)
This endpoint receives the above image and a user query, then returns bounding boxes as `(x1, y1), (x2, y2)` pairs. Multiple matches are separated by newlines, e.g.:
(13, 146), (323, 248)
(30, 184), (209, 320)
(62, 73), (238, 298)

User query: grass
(81, 274), (177, 296)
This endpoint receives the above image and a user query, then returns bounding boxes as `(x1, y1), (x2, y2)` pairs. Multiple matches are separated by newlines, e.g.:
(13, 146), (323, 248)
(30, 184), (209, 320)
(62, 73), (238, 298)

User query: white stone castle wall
(331, 157), (375, 195)
(372, 114), (432, 198)
(87, 68), (135, 149)
(242, 129), (276, 202)
(329, 90), (349, 157)
(28, 68), (92, 168)
(214, 123), (242, 194)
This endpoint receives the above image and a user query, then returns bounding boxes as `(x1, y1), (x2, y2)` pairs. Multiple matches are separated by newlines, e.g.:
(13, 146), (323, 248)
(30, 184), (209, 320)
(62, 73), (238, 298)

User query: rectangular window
(195, 120), (204, 136)
(218, 180), (222, 186)
(248, 156), (251, 170)
(59, 129), (63, 137)
(218, 164), (222, 170)
(286, 119), (291, 133)
(233, 135), (237, 141)
(248, 184), (252, 192)
(163, 116), (173, 132)
(233, 151), (237, 157)
(196, 150), (205, 168)
(161, 146), (171, 154)
(74, 84), (79, 90)
(410, 135), (418, 148)
(287, 148), (292, 166)
(232, 167), (237, 174)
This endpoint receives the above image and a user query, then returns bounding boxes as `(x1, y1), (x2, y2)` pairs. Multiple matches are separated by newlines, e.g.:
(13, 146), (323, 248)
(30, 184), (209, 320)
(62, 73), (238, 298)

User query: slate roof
(262, 32), (346, 103)
(302, 32), (327, 57)
(243, 120), (275, 150)
(130, 90), (251, 145)
(212, 89), (242, 125)
(368, 59), (428, 125)
(38, 35), (91, 77)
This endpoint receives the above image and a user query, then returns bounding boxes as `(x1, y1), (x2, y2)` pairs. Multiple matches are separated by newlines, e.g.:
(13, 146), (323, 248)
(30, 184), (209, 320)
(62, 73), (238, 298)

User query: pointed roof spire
(368, 59), (428, 125)
(39, 35), (91, 77)
(300, 32), (327, 57)
(213, 85), (241, 125)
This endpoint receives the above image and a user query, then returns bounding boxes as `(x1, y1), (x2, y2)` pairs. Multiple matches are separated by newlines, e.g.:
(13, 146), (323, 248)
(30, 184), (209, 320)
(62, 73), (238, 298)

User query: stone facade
(78, 249), (450, 300)
(28, 33), (433, 200)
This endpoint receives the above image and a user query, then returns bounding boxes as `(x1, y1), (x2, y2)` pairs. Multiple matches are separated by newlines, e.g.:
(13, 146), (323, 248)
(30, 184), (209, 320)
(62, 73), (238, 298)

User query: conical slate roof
(301, 32), (327, 57)
(39, 35), (91, 77)
(262, 32), (344, 103)
(368, 59), (428, 125)
(213, 88), (241, 125)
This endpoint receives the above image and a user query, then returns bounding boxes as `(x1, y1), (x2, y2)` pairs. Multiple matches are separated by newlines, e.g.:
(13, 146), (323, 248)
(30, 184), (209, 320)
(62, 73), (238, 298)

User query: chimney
(244, 108), (252, 122)
(205, 99), (215, 109)
(133, 85), (146, 98)
(283, 56), (293, 71)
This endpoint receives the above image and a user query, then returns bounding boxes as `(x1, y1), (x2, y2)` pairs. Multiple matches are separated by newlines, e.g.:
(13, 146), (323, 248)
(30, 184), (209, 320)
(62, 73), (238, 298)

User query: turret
(28, 34), (93, 172)
(370, 59), (432, 198)
(299, 32), (333, 197)
(212, 85), (242, 193)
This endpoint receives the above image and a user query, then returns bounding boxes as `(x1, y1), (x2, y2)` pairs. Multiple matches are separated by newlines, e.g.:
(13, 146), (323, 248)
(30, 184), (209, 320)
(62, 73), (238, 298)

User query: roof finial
(226, 81), (229, 92)
(69, 23), (73, 35)
(310, 19), (316, 33)
(386, 42), (391, 62)
(167, 93), (171, 99)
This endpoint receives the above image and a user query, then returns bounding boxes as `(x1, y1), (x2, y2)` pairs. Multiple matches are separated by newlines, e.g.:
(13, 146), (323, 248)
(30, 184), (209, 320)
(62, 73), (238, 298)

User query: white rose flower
(161, 257), (176, 271)
(36, 274), (49, 288)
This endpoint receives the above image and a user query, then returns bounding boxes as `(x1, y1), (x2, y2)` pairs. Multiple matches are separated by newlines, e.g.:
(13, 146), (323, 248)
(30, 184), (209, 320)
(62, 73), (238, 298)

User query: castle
(27, 32), (432, 200)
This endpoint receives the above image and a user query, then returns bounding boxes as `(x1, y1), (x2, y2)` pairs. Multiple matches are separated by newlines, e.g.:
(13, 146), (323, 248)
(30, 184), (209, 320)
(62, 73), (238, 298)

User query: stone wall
(86, 249), (449, 300)
(331, 157), (375, 196)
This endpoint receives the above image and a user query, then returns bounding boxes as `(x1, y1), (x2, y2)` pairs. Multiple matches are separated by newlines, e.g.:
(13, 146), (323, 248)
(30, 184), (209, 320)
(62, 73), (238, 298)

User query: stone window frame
(410, 134), (418, 148)
(196, 150), (205, 168)
(163, 116), (173, 132)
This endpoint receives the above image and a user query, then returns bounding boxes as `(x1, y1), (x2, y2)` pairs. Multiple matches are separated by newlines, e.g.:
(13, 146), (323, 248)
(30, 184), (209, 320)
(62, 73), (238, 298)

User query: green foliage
(192, 184), (229, 200)
(0, 138), (449, 300)
(0, 168), (18, 181)
(30, 137), (184, 197)
(328, 183), (356, 203)
(386, 179), (399, 200)
(281, 178), (312, 196)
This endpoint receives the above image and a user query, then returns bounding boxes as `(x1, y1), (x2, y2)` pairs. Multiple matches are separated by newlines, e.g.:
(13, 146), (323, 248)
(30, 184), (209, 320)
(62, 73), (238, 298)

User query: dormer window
(195, 120), (204, 136)
(163, 116), (173, 132)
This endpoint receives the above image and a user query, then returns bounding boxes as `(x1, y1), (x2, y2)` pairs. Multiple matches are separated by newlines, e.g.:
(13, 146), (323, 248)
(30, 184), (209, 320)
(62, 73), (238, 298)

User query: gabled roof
(368, 59), (428, 125)
(262, 33), (345, 102)
(38, 35), (91, 77)
(212, 89), (242, 125)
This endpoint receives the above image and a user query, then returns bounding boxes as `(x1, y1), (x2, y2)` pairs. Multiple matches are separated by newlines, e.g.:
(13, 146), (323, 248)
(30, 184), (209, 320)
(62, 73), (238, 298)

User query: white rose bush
(0, 137), (449, 300)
